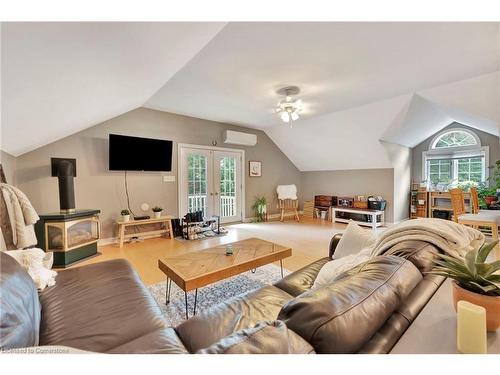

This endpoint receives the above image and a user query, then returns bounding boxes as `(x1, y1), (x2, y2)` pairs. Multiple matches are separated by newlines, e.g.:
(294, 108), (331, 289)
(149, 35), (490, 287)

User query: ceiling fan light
(291, 112), (299, 121)
(280, 112), (290, 122)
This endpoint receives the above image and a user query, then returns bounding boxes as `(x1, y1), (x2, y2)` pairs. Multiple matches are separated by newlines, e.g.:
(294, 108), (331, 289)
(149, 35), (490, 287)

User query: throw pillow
(332, 220), (376, 259)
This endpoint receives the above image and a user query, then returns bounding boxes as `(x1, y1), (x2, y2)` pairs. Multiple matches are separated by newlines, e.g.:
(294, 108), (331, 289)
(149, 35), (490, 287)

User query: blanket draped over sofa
(371, 218), (485, 259)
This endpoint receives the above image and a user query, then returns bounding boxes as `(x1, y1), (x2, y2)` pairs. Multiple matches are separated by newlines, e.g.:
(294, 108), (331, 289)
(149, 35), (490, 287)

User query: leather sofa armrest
(329, 233), (343, 259)
(273, 257), (330, 297)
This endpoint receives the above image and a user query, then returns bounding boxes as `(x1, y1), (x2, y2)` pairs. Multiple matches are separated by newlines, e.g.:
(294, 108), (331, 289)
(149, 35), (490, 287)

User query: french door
(179, 145), (243, 223)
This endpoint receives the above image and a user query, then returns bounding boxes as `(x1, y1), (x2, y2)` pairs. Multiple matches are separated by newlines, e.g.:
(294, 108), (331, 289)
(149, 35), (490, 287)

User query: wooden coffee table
(158, 238), (292, 319)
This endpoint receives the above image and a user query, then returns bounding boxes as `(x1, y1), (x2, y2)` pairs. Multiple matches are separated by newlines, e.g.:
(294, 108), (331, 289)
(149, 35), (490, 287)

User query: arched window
(431, 129), (480, 149)
(423, 128), (487, 187)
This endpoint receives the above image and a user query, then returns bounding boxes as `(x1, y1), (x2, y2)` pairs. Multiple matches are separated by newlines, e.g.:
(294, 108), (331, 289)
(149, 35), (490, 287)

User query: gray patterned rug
(148, 264), (289, 326)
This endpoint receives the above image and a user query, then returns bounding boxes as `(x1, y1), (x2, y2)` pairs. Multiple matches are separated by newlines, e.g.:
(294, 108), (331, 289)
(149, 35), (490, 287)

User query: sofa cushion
(106, 327), (188, 354)
(197, 321), (315, 354)
(0, 251), (41, 349)
(39, 258), (170, 353)
(274, 257), (330, 296)
(175, 285), (294, 353)
(277, 256), (422, 353)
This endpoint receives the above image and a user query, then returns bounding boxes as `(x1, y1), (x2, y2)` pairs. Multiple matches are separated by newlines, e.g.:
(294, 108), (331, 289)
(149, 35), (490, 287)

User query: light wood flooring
(66, 217), (354, 286)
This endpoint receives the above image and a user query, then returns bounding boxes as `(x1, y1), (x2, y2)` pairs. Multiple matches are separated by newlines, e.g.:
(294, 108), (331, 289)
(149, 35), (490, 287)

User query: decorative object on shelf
(275, 86), (303, 126)
(249, 161), (262, 177)
(353, 195), (368, 209)
(337, 196), (354, 207)
(34, 209), (101, 268)
(121, 209), (130, 222)
(428, 240), (500, 331)
(251, 196), (267, 222)
(367, 196), (386, 211)
(152, 206), (163, 219)
(456, 300), (487, 353)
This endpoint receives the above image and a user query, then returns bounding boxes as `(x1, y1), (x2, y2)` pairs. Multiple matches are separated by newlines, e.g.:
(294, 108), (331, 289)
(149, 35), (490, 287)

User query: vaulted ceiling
(2, 22), (500, 171)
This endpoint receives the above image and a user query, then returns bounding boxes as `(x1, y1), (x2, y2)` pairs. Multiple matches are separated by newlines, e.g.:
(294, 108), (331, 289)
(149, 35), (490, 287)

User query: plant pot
(452, 281), (500, 331)
(153, 211), (162, 218)
(485, 196), (497, 205)
(122, 214), (130, 222)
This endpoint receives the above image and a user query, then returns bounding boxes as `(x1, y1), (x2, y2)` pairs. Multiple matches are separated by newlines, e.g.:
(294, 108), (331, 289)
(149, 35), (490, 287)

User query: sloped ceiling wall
(1, 22), (226, 156)
(1, 22), (499, 174)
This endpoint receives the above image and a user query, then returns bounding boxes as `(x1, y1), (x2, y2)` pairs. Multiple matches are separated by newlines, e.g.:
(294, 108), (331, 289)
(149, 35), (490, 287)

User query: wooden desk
(391, 279), (499, 354)
(117, 215), (174, 248)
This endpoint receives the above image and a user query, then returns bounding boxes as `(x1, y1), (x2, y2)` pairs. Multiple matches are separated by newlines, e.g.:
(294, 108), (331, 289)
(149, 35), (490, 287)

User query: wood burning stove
(35, 209), (100, 268)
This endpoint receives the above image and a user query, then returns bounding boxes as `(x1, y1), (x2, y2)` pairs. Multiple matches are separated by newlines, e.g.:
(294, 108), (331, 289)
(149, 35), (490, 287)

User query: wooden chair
(470, 186), (480, 214)
(276, 184), (300, 222)
(450, 188), (500, 259)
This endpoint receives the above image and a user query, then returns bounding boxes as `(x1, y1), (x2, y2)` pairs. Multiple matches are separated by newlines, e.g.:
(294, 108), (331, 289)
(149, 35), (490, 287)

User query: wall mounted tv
(109, 134), (173, 171)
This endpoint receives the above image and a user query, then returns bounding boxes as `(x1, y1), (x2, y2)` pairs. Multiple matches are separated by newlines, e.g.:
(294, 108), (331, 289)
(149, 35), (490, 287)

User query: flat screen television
(109, 134), (173, 171)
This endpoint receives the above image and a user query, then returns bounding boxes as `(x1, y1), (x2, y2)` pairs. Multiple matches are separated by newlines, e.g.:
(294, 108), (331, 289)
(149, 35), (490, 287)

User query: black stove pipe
(57, 160), (76, 213)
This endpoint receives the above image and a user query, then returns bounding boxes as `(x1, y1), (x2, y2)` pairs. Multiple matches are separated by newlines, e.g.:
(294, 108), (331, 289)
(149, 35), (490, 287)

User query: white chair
(276, 184), (299, 222)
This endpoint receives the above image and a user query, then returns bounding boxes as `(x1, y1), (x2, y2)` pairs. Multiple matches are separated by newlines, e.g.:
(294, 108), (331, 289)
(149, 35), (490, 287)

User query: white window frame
(422, 128), (489, 187)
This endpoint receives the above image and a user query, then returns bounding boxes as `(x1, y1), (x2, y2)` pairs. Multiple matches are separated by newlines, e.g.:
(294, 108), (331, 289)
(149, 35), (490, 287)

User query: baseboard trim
(243, 211), (304, 223)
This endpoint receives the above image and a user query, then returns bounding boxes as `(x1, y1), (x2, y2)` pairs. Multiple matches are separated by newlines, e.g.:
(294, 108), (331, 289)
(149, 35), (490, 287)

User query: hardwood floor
(67, 217), (352, 286)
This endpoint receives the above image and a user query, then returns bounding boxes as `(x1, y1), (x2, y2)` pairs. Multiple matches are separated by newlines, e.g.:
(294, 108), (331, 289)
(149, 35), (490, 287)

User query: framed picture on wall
(249, 161), (262, 177)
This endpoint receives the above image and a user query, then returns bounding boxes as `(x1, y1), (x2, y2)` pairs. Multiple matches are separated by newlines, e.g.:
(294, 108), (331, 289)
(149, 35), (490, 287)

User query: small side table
(391, 279), (499, 354)
(117, 215), (174, 248)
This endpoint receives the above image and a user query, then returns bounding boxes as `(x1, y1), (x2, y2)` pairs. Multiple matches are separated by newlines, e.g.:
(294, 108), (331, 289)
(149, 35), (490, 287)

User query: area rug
(148, 264), (289, 326)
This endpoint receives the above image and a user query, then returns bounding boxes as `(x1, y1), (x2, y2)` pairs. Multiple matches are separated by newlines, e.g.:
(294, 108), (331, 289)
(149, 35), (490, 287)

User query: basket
(353, 201), (368, 209)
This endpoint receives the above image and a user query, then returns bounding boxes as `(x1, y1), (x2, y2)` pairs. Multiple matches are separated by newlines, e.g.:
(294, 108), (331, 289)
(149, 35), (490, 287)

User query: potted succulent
(428, 240), (500, 331)
(152, 206), (163, 218)
(251, 196), (267, 222)
(121, 209), (130, 222)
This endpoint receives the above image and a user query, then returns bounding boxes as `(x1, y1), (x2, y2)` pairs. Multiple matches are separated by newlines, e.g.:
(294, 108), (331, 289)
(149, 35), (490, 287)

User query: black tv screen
(109, 134), (173, 171)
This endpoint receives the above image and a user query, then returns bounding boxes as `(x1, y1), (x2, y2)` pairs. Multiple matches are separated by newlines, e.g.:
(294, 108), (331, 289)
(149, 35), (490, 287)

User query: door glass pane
(219, 157), (237, 218)
(187, 154), (208, 217)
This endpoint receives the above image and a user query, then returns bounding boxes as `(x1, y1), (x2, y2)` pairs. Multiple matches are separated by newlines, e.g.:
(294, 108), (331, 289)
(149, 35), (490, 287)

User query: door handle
(215, 192), (219, 196)
(210, 192), (214, 196)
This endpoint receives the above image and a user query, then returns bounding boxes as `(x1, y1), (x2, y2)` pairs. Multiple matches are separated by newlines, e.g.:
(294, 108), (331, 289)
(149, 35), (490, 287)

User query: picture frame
(249, 161), (262, 177)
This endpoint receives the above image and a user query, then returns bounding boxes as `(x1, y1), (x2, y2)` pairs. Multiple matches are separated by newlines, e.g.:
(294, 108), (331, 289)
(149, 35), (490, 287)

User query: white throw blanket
(276, 184), (298, 200)
(0, 183), (39, 249)
(371, 218), (484, 259)
(313, 218), (484, 289)
(5, 248), (57, 290)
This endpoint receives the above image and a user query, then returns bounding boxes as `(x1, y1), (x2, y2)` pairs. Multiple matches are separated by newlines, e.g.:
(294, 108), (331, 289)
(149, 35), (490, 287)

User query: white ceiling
(145, 22), (500, 128)
(2, 22), (499, 172)
(1, 22), (226, 155)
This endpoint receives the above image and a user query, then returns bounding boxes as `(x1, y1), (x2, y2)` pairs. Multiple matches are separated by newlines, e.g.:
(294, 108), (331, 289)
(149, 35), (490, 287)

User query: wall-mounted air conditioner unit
(223, 130), (257, 146)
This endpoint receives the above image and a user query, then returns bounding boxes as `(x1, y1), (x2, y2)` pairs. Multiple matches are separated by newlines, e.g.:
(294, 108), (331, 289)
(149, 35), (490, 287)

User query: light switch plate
(163, 175), (175, 182)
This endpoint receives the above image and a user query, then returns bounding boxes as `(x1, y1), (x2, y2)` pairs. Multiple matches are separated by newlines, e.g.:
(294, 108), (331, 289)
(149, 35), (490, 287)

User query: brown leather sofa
(0, 235), (444, 354)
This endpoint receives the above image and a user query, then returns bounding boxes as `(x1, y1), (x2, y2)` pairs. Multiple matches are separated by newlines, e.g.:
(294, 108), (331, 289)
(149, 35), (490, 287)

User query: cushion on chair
(276, 185), (298, 200)
(197, 321), (315, 354)
(459, 212), (500, 224)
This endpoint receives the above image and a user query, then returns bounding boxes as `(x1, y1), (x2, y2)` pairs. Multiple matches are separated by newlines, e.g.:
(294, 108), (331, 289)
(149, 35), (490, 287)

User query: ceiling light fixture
(275, 86), (303, 126)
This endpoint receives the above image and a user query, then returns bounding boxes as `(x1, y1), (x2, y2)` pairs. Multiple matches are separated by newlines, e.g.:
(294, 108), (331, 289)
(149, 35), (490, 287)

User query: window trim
(429, 128), (481, 150)
(422, 145), (489, 186)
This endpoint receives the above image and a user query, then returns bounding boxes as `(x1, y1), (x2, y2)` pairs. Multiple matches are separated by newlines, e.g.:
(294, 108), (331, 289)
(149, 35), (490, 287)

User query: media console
(331, 206), (385, 229)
